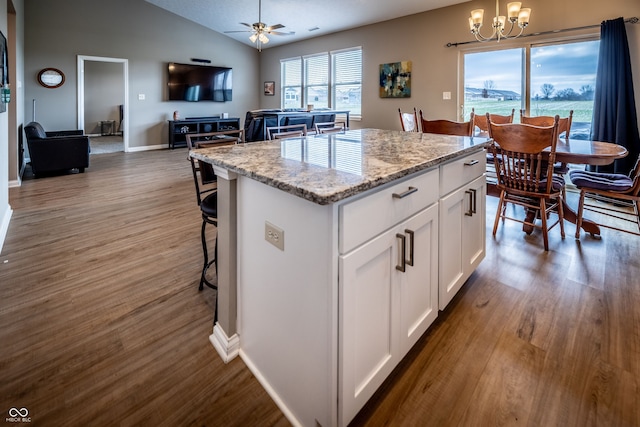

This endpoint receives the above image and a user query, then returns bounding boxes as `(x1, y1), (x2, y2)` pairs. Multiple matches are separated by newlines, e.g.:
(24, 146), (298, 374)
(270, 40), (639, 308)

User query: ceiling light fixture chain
(468, 0), (531, 42)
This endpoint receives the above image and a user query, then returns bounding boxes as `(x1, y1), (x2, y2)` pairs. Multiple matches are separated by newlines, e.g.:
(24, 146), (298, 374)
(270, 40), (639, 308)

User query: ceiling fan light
(258, 33), (269, 44)
(249, 33), (258, 43)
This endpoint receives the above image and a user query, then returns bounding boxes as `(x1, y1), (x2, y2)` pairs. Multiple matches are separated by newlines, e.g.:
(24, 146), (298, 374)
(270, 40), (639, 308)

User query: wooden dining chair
(487, 114), (564, 251)
(419, 110), (473, 136)
(569, 154), (640, 237)
(471, 108), (515, 132)
(267, 124), (308, 140)
(398, 107), (420, 132)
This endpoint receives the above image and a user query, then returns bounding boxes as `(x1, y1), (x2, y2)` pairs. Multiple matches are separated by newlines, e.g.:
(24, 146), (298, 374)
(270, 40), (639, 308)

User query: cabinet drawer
(340, 168), (439, 254)
(440, 151), (486, 196)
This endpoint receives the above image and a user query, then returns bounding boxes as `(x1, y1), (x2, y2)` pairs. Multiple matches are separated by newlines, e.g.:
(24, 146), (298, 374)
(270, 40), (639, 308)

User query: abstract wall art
(379, 61), (411, 98)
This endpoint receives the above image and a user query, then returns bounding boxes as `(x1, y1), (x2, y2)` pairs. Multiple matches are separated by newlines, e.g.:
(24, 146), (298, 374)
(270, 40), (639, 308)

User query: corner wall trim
(209, 323), (240, 363)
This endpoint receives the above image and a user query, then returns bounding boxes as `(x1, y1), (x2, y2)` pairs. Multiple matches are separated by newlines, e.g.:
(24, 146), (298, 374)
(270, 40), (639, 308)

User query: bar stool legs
(199, 213), (218, 291)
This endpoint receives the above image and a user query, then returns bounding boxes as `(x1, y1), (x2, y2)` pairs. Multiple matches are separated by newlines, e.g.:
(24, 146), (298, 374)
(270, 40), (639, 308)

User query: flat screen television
(167, 62), (232, 102)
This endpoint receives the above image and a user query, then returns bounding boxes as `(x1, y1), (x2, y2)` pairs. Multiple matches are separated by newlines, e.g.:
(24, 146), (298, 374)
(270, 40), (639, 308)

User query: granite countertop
(190, 128), (490, 205)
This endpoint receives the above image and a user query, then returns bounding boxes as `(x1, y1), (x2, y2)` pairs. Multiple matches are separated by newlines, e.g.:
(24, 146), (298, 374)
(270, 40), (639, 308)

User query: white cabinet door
(439, 175), (486, 310)
(398, 203), (439, 355)
(339, 205), (439, 426)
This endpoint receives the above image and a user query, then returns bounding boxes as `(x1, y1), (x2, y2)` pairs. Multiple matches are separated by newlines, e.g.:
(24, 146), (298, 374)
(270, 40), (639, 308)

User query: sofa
(24, 121), (90, 176)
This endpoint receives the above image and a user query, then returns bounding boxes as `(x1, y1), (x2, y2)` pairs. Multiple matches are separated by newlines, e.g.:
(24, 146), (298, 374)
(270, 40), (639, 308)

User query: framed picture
(264, 81), (275, 96)
(379, 61), (411, 98)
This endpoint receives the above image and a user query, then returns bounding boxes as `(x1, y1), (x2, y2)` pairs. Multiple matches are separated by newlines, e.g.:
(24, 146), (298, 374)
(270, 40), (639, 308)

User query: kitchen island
(190, 129), (490, 427)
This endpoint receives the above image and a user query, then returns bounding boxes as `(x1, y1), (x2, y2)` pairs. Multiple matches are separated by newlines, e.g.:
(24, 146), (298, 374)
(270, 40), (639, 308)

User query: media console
(168, 117), (241, 149)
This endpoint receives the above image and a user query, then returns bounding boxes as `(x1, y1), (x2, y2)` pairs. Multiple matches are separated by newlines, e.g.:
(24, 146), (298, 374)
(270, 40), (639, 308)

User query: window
(463, 39), (599, 139)
(333, 48), (362, 115)
(282, 58), (302, 109)
(305, 54), (329, 109)
(280, 47), (362, 116)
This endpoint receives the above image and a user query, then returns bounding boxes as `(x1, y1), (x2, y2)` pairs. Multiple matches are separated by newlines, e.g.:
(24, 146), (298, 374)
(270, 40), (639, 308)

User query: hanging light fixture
(250, 23), (270, 51)
(468, 0), (531, 42)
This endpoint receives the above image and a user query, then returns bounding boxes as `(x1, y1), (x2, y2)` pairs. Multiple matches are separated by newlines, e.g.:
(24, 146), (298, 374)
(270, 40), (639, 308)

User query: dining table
(487, 137), (629, 236)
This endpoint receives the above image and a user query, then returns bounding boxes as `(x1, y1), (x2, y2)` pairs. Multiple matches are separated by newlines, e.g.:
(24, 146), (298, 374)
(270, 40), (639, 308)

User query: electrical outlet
(265, 221), (285, 251)
(443, 91), (451, 100)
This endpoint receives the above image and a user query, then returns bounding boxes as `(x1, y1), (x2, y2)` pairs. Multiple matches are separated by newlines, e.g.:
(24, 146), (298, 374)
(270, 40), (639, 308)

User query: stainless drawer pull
(464, 159), (479, 166)
(396, 233), (406, 272)
(392, 186), (418, 199)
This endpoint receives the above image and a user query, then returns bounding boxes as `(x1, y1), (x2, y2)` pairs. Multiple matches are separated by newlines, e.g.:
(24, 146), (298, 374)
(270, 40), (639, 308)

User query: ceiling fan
(224, 0), (295, 51)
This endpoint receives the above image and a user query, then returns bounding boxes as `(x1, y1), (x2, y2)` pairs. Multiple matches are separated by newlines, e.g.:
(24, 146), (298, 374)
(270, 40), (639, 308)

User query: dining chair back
(487, 114), (565, 250)
(569, 154), (640, 237)
(315, 121), (347, 134)
(520, 110), (573, 139)
(267, 124), (308, 140)
(521, 110), (574, 177)
(419, 110), (473, 136)
(471, 108), (515, 132)
(398, 107), (420, 132)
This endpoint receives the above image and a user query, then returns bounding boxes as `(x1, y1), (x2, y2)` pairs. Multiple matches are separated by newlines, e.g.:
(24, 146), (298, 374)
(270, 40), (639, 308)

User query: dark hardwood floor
(1, 150), (638, 426)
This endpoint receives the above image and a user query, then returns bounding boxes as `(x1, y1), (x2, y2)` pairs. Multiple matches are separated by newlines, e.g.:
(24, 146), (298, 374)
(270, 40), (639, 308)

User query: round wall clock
(37, 68), (65, 88)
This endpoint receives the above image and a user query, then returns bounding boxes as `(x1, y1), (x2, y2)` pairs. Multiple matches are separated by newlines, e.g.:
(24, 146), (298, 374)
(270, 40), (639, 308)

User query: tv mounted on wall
(167, 62), (232, 102)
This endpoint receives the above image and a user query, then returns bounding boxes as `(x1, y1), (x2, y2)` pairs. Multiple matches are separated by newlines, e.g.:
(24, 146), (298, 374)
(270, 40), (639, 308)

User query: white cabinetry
(338, 170), (439, 426)
(439, 152), (486, 310)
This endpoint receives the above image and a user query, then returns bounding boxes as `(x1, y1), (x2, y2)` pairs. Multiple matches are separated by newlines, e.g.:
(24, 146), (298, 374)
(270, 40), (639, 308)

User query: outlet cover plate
(265, 221), (285, 251)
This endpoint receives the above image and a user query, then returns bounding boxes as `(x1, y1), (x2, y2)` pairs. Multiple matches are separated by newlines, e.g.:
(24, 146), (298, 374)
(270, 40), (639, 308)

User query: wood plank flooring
(1, 150), (638, 426)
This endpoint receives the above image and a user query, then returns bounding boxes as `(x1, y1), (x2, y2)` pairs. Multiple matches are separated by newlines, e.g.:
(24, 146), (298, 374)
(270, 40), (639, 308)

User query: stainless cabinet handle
(392, 186), (418, 199)
(464, 188), (478, 216)
(464, 159), (479, 166)
(396, 233), (406, 272)
(470, 188), (477, 214)
(465, 190), (474, 216)
(405, 229), (415, 267)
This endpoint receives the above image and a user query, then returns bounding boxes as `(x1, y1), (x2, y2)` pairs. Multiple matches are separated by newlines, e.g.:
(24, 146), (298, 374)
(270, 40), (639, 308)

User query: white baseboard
(0, 205), (14, 255)
(209, 323), (240, 363)
(240, 350), (304, 427)
(127, 144), (169, 152)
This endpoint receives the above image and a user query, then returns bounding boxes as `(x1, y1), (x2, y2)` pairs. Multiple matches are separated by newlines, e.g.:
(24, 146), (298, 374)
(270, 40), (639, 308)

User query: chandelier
(468, 0), (531, 42)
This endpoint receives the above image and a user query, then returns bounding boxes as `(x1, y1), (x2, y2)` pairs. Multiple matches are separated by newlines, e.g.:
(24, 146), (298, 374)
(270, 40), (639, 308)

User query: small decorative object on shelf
(173, 110), (180, 120)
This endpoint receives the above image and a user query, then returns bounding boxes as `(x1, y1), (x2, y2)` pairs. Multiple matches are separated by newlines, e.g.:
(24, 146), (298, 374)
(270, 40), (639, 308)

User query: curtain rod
(446, 16), (638, 47)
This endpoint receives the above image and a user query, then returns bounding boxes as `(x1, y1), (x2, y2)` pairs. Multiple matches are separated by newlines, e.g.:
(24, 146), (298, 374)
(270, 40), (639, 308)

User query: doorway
(77, 55), (129, 152)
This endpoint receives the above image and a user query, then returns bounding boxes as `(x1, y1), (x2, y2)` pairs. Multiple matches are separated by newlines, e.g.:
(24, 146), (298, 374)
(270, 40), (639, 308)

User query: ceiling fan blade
(224, 30), (254, 33)
(239, 22), (253, 28)
(266, 23), (285, 31)
(269, 31), (295, 36)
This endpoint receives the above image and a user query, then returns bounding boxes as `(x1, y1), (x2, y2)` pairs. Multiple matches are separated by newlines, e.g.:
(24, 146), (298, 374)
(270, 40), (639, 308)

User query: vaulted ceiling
(145, 0), (470, 49)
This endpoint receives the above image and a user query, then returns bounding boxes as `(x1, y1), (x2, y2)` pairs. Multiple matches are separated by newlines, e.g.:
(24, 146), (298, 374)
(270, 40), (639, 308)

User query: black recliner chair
(24, 122), (90, 176)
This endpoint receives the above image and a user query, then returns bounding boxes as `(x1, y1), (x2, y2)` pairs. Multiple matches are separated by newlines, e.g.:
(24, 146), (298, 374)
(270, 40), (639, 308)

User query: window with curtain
(463, 39), (599, 139)
(280, 47), (362, 116)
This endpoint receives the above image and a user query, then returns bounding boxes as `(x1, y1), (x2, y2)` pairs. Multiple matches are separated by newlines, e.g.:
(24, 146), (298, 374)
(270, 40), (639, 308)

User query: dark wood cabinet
(168, 117), (240, 149)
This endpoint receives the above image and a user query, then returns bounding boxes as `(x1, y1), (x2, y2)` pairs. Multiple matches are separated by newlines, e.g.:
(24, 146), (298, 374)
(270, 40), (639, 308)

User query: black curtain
(591, 17), (640, 174)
